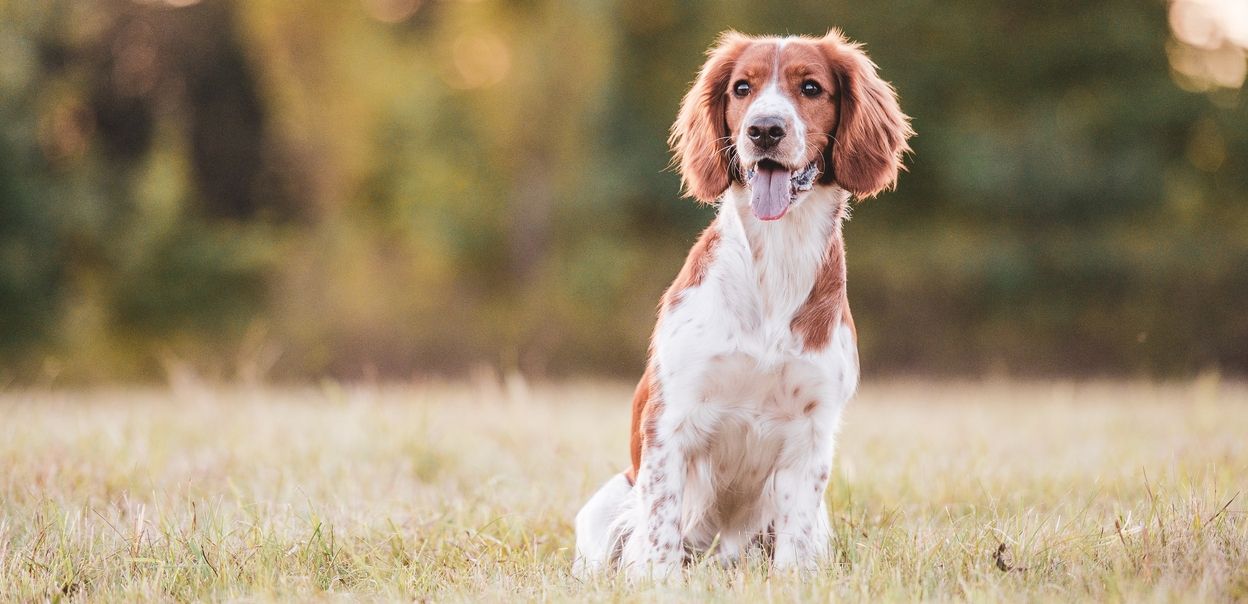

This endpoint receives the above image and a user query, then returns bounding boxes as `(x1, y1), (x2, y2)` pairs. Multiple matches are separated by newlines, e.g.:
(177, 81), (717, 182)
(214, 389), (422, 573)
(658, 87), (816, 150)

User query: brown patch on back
(663, 223), (721, 307)
(626, 363), (663, 484)
(790, 230), (848, 352)
(841, 295), (857, 342)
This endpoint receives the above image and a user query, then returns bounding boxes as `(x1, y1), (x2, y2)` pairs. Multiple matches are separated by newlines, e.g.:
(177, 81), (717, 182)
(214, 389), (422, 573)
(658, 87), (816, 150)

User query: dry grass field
(1, 378), (1246, 602)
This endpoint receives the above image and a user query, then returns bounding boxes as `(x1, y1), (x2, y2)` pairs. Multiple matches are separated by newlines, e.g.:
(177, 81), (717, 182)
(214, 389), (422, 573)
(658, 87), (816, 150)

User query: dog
(573, 30), (912, 580)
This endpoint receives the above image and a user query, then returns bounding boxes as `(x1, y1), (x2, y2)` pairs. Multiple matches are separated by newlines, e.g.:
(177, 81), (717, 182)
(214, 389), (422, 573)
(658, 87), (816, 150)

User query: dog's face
(669, 31), (913, 220)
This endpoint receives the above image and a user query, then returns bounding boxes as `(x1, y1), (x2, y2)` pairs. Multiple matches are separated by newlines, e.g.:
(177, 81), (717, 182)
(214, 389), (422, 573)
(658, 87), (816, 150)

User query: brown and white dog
(573, 30), (912, 579)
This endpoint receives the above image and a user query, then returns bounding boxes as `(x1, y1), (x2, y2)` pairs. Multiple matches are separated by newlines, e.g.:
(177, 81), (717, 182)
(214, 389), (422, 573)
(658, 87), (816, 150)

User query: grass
(1, 377), (1246, 602)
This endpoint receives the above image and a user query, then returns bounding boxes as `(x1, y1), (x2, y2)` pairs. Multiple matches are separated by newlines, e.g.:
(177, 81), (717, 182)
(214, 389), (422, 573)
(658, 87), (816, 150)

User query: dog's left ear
(669, 31), (751, 203)
(819, 30), (914, 199)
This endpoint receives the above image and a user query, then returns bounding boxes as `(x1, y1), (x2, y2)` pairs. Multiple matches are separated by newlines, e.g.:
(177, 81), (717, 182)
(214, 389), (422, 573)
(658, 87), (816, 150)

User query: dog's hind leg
(572, 472), (632, 578)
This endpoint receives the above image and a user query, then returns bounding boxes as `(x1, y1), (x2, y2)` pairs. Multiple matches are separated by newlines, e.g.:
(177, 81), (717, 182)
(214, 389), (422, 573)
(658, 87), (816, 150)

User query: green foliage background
(1, 0), (1245, 382)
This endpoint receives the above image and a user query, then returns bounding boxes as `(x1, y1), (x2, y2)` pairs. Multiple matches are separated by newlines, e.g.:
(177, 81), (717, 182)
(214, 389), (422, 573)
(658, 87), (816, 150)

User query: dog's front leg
(620, 377), (713, 583)
(620, 434), (686, 581)
(770, 437), (835, 573)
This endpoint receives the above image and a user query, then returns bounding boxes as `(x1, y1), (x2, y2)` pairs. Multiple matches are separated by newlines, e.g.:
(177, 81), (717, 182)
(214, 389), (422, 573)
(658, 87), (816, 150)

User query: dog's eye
(800, 80), (822, 97)
(733, 80), (751, 97)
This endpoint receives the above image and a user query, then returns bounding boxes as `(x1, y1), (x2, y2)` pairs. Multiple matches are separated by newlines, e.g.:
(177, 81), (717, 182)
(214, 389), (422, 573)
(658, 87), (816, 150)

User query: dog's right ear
(669, 31), (751, 203)
(818, 30), (913, 199)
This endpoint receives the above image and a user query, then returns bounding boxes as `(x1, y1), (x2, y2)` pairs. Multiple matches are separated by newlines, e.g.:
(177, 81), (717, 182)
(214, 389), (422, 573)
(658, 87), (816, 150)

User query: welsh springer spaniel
(574, 30), (912, 579)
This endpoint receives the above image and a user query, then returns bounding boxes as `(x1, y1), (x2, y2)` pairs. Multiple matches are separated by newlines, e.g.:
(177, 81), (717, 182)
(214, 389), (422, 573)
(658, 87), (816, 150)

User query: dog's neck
(719, 184), (850, 318)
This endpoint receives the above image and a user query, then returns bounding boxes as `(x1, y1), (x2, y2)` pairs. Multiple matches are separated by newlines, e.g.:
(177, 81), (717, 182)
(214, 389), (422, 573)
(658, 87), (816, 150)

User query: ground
(1, 378), (1246, 602)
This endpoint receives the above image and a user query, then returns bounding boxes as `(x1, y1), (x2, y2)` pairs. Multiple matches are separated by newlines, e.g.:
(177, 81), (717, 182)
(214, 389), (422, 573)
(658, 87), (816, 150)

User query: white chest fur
(654, 184), (857, 398)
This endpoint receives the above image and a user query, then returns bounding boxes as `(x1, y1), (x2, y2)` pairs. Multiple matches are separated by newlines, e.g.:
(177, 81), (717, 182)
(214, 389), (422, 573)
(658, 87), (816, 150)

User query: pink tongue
(750, 165), (793, 221)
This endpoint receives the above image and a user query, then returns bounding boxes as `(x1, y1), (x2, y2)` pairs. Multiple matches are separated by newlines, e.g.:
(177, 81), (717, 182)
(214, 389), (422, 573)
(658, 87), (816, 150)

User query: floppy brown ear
(819, 31), (913, 199)
(669, 32), (751, 203)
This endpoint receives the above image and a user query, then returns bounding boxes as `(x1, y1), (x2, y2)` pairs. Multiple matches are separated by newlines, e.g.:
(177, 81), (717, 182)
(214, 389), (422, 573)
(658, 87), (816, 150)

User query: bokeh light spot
(1168, 0), (1248, 91)
(447, 31), (510, 90)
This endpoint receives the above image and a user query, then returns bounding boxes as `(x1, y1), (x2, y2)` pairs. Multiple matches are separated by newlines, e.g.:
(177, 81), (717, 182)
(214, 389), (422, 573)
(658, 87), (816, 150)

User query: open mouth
(744, 159), (819, 221)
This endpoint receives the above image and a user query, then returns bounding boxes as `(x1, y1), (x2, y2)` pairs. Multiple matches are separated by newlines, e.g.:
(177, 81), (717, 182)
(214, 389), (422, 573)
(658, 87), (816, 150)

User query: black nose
(746, 117), (786, 149)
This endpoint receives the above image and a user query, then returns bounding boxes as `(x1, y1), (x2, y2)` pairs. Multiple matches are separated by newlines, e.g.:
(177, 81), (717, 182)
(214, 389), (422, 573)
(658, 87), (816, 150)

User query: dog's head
(669, 30), (913, 220)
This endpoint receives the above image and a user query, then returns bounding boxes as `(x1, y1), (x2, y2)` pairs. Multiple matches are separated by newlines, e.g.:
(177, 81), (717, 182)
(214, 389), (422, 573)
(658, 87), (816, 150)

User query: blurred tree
(0, 0), (1244, 382)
